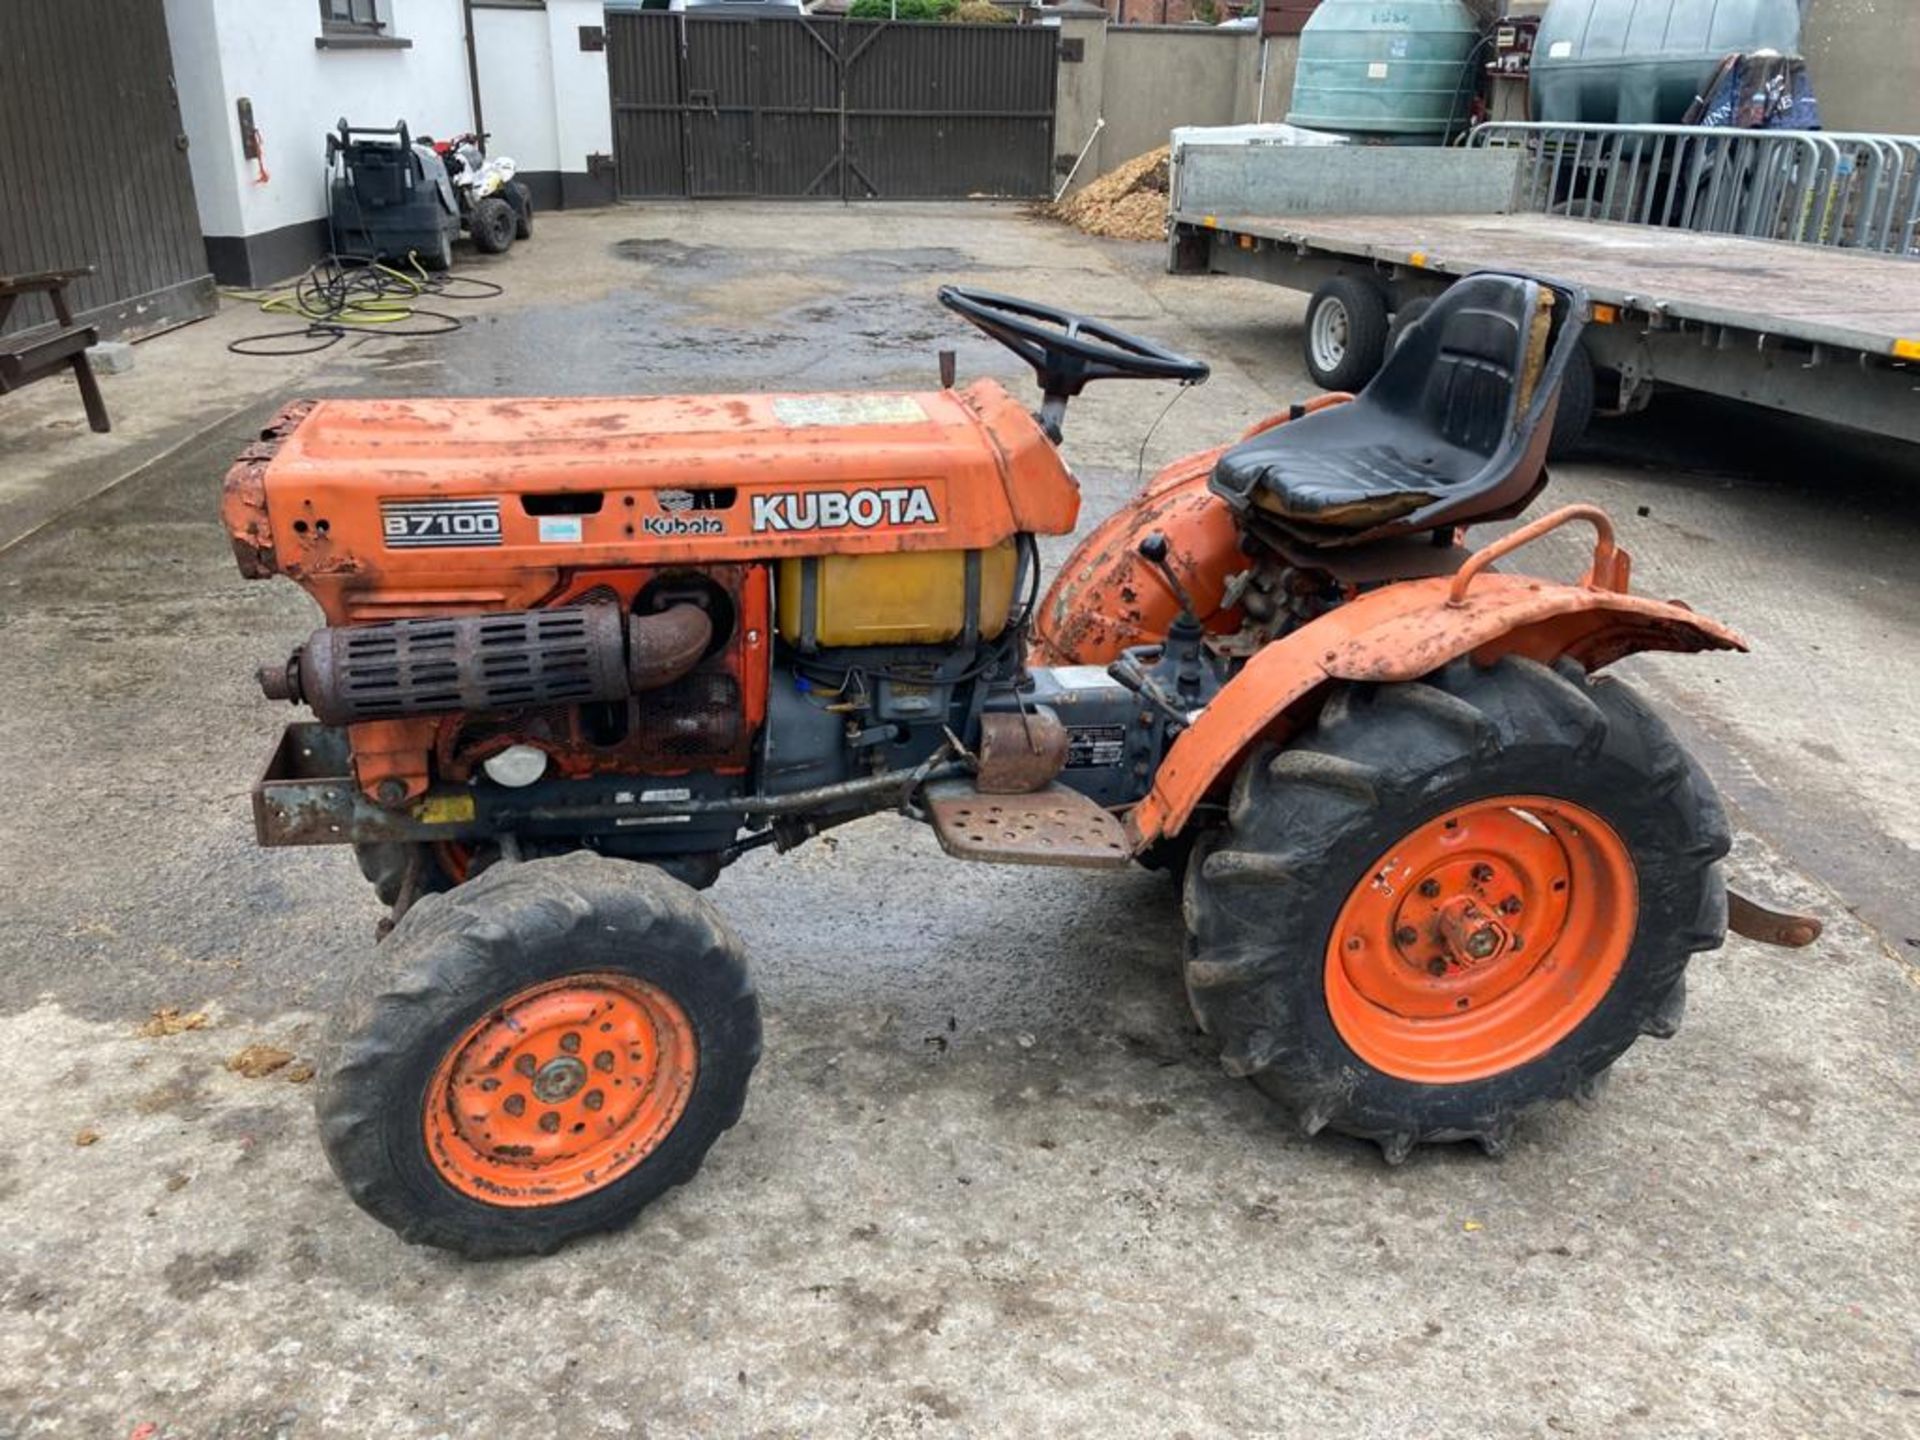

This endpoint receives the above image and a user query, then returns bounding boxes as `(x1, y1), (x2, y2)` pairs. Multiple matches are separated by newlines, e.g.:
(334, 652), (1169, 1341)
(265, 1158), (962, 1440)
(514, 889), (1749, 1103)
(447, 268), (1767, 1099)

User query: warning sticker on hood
(771, 395), (928, 428)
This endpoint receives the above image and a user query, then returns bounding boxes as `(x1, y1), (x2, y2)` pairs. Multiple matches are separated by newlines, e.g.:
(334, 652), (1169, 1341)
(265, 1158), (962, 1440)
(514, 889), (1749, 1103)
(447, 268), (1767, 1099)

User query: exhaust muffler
(256, 602), (712, 725)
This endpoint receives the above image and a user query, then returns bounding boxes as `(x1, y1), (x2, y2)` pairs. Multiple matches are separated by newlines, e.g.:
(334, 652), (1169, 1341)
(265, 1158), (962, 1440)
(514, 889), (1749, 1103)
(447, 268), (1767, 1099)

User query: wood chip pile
(1046, 146), (1171, 242)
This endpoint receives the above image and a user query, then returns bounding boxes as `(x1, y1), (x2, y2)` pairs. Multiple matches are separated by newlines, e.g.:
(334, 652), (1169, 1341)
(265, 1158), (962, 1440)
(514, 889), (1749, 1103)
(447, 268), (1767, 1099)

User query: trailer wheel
(1549, 340), (1596, 459)
(470, 196), (516, 255)
(1182, 657), (1729, 1161)
(1304, 278), (1390, 391)
(317, 851), (760, 1257)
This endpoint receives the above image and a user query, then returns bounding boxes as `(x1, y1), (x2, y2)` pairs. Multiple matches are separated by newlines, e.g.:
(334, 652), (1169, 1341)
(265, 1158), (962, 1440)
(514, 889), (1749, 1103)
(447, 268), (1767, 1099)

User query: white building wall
(162, 0), (249, 238)
(472, 0), (612, 205)
(474, 5), (562, 175)
(544, 0), (615, 185)
(164, 0), (615, 282)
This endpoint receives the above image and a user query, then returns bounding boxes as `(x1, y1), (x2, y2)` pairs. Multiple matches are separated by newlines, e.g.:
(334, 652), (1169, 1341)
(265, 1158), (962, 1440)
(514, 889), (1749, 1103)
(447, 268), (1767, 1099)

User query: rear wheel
(317, 852), (760, 1256)
(1182, 656), (1729, 1159)
(511, 181), (534, 239)
(1303, 277), (1390, 391)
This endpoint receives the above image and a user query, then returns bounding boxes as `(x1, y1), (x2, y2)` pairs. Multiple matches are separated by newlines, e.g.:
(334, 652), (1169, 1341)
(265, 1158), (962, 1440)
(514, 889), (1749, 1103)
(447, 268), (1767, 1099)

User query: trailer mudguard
(1127, 507), (1747, 848)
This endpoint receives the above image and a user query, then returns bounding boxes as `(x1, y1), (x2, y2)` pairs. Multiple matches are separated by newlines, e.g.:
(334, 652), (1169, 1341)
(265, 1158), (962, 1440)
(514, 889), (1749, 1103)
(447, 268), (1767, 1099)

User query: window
(315, 0), (410, 49)
(321, 0), (384, 30)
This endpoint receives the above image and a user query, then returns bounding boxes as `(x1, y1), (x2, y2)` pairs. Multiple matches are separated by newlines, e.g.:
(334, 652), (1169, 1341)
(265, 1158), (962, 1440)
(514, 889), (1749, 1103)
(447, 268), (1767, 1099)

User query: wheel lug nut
(1502, 896), (1523, 915)
(1418, 879), (1441, 898)
(503, 1093), (526, 1117)
(538, 1111), (560, 1134)
(1395, 925), (1419, 946)
(1471, 864), (1495, 884)
(1427, 958), (1448, 977)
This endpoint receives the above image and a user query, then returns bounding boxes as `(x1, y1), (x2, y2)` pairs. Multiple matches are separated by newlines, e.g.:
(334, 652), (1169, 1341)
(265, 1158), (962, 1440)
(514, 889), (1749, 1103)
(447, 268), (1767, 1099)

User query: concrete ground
(0, 204), (1915, 1440)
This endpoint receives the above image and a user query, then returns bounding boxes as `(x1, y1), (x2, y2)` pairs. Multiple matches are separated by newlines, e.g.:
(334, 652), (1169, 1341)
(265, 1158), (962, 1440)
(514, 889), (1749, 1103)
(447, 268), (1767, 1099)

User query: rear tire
(1303, 277), (1390, 391)
(317, 852), (760, 1257)
(1182, 656), (1729, 1160)
(511, 181), (534, 239)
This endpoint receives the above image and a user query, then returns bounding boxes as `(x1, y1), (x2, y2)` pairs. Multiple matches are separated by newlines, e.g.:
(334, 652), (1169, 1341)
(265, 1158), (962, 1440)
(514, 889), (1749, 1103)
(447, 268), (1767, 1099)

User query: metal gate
(608, 13), (1058, 201)
(0, 0), (214, 339)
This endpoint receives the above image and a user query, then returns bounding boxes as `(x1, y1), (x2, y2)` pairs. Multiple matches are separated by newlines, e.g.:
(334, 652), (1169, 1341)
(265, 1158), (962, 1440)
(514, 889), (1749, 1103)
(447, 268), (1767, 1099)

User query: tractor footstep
(925, 781), (1131, 869)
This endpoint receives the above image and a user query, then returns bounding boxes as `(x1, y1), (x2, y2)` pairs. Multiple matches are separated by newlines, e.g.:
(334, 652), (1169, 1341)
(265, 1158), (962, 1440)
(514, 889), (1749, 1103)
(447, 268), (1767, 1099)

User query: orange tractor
(228, 276), (1810, 1256)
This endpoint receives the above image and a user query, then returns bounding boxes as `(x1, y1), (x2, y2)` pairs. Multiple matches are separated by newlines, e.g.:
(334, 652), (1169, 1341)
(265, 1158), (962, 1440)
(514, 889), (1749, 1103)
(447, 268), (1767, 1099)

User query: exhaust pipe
(257, 602), (713, 725)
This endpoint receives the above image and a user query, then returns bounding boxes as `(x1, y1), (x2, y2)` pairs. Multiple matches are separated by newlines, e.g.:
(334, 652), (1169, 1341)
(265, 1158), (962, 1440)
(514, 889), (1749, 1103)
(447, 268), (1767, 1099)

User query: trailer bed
(1171, 201), (1920, 444)
(1184, 211), (1920, 360)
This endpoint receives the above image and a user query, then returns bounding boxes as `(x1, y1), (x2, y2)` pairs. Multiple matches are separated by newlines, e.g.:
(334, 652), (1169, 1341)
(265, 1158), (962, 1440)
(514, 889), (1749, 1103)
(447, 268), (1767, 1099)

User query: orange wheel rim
(424, 974), (697, 1206)
(1324, 795), (1637, 1084)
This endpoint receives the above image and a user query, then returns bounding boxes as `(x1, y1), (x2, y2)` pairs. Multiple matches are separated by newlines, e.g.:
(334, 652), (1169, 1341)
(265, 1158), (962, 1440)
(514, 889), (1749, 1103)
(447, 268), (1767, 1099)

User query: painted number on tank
(380, 499), (504, 549)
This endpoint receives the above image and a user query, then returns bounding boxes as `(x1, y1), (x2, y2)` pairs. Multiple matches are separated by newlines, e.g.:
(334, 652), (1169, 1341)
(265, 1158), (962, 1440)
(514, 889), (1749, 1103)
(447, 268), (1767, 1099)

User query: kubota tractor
(226, 277), (1814, 1256)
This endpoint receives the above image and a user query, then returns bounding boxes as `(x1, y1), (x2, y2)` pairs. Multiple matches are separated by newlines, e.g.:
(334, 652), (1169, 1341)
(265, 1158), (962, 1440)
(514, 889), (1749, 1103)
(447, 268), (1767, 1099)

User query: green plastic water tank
(1286, 0), (1482, 145)
(1531, 0), (1803, 125)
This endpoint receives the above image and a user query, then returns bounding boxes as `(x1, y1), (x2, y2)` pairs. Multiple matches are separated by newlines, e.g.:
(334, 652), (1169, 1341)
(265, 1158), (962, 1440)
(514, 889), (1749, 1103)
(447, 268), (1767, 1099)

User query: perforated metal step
(924, 781), (1132, 870)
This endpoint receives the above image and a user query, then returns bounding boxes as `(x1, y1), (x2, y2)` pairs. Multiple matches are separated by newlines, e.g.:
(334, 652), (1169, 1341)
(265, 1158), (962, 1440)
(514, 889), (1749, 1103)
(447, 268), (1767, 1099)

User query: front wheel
(318, 852), (760, 1256)
(1182, 656), (1729, 1160)
(469, 195), (516, 255)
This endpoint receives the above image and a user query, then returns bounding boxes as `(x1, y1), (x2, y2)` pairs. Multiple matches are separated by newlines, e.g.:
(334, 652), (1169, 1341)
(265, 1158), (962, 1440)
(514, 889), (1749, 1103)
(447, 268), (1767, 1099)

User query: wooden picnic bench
(0, 267), (110, 433)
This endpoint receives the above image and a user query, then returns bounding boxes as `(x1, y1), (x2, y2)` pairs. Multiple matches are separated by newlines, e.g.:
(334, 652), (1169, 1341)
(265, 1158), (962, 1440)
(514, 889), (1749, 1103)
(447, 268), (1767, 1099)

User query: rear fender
(1127, 506), (1747, 848)
(1030, 395), (1351, 667)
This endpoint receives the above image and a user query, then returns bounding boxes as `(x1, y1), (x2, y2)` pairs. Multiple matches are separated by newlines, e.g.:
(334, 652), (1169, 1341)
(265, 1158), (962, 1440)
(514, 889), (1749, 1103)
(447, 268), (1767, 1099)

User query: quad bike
(224, 275), (1819, 1256)
(429, 131), (532, 256)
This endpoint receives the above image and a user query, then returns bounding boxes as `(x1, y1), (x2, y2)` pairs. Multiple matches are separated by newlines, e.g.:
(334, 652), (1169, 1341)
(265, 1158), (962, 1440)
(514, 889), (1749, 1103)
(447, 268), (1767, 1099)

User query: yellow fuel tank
(775, 542), (1018, 648)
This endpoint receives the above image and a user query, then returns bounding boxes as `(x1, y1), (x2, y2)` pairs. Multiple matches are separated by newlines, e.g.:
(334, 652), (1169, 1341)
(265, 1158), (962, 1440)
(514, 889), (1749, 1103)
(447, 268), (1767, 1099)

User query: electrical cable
(224, 254), (502, 356)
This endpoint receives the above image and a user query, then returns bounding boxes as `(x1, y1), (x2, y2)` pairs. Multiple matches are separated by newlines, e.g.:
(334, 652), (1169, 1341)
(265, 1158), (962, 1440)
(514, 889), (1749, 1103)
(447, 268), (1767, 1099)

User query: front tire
(470, 196), (516, 255)
(318, 852), (760, 1256)
(1183, 657), (1729, 1160)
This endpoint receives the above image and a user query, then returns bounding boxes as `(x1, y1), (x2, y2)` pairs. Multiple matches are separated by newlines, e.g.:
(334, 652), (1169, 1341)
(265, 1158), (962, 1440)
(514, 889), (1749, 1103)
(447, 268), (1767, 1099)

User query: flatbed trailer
(1167, 148), (1920, 447)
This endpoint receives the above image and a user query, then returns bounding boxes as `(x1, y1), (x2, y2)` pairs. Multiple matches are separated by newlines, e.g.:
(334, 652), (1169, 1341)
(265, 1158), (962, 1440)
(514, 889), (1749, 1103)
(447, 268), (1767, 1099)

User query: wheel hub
(423, 973), (697, 1206)
(1324, 797), (1638, 1083)
(531, 1055), (589, 1105)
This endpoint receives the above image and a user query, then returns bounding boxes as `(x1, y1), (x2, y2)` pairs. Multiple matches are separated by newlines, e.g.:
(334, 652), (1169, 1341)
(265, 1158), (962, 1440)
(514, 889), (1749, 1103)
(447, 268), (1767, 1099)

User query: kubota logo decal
(751, 487), (937, 533)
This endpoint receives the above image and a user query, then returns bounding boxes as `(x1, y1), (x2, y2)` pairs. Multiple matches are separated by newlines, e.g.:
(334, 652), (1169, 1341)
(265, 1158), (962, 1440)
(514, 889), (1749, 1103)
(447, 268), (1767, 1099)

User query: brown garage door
(609, 12), (1058, 201)
(0, 0), (214, 340)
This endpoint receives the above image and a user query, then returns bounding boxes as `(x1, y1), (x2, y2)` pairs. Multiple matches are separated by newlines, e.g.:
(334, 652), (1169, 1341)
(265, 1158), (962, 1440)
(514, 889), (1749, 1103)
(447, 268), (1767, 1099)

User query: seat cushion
(1210, 274), (1554, 538)
(1213, 414), (1484, 528)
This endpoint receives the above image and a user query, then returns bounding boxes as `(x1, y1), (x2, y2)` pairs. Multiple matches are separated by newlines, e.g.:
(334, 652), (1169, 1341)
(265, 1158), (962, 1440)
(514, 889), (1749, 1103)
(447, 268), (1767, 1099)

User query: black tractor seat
(1212, 273), (1588, 550)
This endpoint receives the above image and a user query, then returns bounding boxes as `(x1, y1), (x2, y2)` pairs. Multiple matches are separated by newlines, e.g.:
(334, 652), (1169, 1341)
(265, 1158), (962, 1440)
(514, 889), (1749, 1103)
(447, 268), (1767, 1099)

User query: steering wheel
(937, 286), (1210, 405)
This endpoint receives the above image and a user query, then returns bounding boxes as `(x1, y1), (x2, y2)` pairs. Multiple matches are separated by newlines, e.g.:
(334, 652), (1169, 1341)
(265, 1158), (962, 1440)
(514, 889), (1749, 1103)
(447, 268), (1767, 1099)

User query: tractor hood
(224, 379), (1078, 609)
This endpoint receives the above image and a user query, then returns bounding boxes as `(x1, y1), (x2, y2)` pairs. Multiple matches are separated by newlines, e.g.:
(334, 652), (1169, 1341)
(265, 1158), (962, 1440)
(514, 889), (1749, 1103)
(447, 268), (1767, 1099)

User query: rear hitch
(1726, 889), (1823, 949)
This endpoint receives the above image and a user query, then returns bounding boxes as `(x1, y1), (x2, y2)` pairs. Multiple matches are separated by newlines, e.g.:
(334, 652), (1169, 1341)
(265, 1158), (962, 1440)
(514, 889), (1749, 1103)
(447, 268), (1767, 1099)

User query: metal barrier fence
(1469, 121), (1920, 259)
